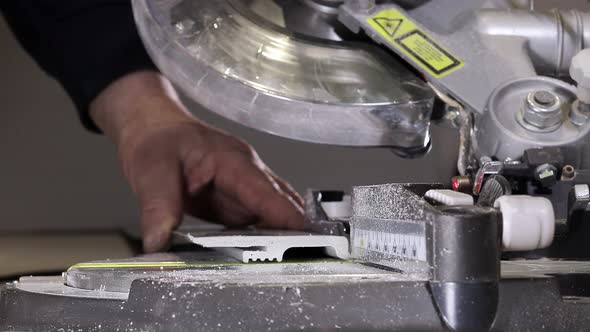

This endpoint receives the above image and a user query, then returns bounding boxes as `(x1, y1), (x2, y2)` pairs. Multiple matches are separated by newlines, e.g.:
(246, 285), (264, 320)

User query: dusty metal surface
(502, 259), (590, 277)
(351, 183), (440, 272)
(3, 256), (590, 331)
(64, 252), (398, 294)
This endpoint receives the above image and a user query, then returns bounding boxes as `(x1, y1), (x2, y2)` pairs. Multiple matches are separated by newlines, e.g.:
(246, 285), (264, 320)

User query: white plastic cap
(424, 189), (474, 206)
(570, 49), (590, 103)
(321, 195), (352, 219)
(494, 196), (555, 251)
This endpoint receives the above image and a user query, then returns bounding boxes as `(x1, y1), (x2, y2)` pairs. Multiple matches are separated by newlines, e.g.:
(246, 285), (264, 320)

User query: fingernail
(143, 227), (169, 253)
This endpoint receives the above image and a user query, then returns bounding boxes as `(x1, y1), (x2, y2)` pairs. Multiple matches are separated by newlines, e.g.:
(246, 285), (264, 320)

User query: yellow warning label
(368, 9), (464, 78)
(68, 262), (211, 270)
(67, 259), (344, 271)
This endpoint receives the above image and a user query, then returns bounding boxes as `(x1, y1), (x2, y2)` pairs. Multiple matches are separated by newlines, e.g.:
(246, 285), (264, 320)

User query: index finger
(218, 161), (305, 230)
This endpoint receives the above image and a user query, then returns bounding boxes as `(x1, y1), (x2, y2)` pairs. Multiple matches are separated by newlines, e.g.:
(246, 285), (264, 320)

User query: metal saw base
(2, 250), (590, 331)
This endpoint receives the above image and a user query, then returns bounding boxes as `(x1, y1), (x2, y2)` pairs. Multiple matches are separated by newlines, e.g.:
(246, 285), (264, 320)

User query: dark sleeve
(0, 1), (158, 132)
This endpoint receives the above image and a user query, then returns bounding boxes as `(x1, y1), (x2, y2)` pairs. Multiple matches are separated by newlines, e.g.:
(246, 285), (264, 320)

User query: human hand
(90, 71), (305, 252)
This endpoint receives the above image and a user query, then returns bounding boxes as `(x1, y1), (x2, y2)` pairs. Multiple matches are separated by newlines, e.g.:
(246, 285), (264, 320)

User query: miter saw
(4, 0), (590, 331)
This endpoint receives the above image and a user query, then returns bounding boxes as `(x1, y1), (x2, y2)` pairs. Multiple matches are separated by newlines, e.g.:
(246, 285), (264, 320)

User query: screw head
(532, 91), (558, 106)
(534, 163), (558, 188)
(522, 91), (562, 130)
(174, 19), (196, 35)
(562, 165), (576, 180)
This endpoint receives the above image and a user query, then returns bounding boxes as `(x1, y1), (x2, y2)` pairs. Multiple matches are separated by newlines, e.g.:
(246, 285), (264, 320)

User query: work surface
(2, 250), (590, 331)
